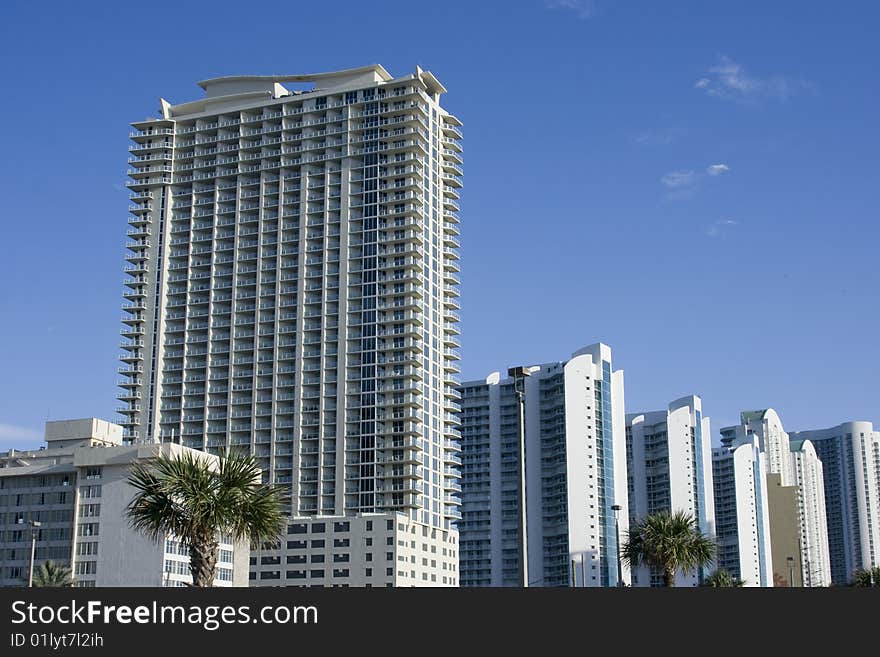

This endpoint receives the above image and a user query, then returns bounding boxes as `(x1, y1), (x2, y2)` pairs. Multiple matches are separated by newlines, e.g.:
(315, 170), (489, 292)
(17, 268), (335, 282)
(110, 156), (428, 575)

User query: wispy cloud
(545, 0), (599, 19)
(706, 219), (740, 237)
(633, 127), (685, 147)
(661, 170), (698, 189)
(695, 56), (814, 103)
(0, 423), (43, 451)
(661, 163), (731, 200)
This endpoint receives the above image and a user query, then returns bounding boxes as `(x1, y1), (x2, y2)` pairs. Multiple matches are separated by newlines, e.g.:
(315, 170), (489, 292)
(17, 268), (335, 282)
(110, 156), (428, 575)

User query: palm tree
(702, 568), (745, 588)
(126, 449), (287, 587)
(851, 566), (880, 587)
(31, 560), (74, 587)
(622, 510), (715, 587)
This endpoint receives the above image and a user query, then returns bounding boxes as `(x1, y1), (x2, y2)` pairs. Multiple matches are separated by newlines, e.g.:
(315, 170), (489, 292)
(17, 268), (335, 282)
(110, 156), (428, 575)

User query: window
(287, 540), (306, 550)
(85, 467), (102, 480)
(310, 570), (325, 578)
(365, 568), (372, 577)
(311, 523), (325, 533)
(78, 504), (100, 518)
(333, 569), (349, 577)
(288, 523), (308, 534)
(366, 553), (373, 562)
(386, 520), (394, 530)
(78, 523), (98, 537)
(311, 539), (325, 548)
(334, 538), (350, 548)
(74, 561), (97, 575)
(366, 521), (373, 531)
(311, 554), (325, 563)
(386, 552), (393, 561)
(287, 570), (306, 579)
(333, 521), (350, 532)
(76, 542), (98, 556)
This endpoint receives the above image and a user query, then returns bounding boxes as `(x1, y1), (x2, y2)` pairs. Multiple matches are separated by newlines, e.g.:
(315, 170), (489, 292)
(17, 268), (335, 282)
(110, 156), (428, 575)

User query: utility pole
(508, 365), (535, 588)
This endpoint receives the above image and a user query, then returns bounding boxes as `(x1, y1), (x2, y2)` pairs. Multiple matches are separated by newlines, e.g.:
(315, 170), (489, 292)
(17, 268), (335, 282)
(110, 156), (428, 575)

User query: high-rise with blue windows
(120, 65), (463, 587)
(789, 422), (880, 585)
(457, 343), (629, 587)
(712, 435), (774, 587)
(625, 395), (715, 586)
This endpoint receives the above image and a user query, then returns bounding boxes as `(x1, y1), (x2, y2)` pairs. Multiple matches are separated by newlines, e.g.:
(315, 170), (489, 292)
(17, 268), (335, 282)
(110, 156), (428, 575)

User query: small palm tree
(31, 560), (74, 587)
(702, 568), (745, 588)
(622, 510), (715, 587)
(126, 449), (287, 587)
(852, 566), (880, 587)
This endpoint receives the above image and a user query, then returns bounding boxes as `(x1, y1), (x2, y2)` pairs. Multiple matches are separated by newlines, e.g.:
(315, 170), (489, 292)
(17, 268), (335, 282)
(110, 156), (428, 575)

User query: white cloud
(696, 56), (813, 103)
(706, 163), (730, 176)
(661, 163), (732, 200)
(661, 170), (697, 189)
(545, 0), (599, 19)
(706, 219), (740, 237)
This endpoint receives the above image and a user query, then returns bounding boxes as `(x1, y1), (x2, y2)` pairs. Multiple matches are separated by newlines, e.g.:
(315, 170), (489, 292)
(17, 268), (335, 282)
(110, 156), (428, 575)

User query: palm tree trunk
(663, 568), (675, 587)
(189, 533), (219, 587)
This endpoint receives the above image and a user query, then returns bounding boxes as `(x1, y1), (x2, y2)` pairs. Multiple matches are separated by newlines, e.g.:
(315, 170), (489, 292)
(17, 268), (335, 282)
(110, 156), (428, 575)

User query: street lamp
(18, 519), (42, 587)
(787, 556), (795, 588)
(611, 504), (623, 587)
(508, 365), (537, 587)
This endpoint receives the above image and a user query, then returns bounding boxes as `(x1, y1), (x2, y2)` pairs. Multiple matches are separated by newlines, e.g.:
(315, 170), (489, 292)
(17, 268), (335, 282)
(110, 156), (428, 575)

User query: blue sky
(1, 0), (877, 450)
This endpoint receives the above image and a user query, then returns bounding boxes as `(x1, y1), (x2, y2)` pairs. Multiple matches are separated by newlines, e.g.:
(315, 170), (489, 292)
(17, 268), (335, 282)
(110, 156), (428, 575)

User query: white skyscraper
(120, 65), (463, 587)
(790, 422), (880, 585)
(789, 439), (832, 587)
(711, 436), (773, 587)
(458, 344), (630, 587)
(626, 395), (715, 587)
(721, 409), (830, 586)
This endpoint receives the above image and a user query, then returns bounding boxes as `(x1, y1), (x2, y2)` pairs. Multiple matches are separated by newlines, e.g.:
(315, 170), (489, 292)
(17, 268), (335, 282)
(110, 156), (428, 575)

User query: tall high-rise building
(711, 436), (773, 587)
(789, 422), (880, 585)
(789, 439), (832, 586)
(721, 409), (830, 586)
(457, 344), (630, 587)
(625, 395), (715, 587)
(120, 65), (464, 587)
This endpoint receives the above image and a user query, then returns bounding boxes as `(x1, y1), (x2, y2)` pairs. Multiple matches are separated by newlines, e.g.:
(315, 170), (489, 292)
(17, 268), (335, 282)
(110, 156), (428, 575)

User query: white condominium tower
(711, 436), (773, 587)
(457, 344), (630, 587)
(789, 422), (880, 585)
(120, 65), (464, 587)
(625, 395), (715, 587)
(720, 409), (830, 586)
(789, 439), (832, 587)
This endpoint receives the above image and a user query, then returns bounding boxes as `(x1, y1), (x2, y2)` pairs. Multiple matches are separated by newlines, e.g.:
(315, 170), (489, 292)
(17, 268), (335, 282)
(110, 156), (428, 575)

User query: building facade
(0, 419), (248, 587)
(790, 422), (880, 585)
(789, 439), (832, 586)
(625, 395), (715, 587)
(721, 409), (830, 586)
(458, 343), (629, 587)
(711, 437), (773, 587)
(120, 65), (463, 586)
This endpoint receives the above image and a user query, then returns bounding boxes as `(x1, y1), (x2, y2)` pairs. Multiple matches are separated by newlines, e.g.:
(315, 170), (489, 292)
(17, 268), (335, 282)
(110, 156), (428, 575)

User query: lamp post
(18, 519), (41, 587)
(611, 504), (623, 587)
(787, 556), (794, 588)
(508, 365), (535, 588)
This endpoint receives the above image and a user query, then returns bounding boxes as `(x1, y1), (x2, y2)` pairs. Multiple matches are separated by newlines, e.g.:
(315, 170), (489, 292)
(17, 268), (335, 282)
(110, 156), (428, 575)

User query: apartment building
(625, 395), (715, 586)
(0, 418), (248, 587)
(790, 422), (880, 584)
(120, 64), (463, 586)
(458, 343), (629, 587)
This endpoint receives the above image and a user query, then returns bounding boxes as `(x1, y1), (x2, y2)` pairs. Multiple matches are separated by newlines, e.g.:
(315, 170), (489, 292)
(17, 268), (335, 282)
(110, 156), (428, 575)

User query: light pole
(508, 365), (535, 588)
(611, 504), (623, 587)
(18, 519), (41, 587)
(787, 555), (794, 588)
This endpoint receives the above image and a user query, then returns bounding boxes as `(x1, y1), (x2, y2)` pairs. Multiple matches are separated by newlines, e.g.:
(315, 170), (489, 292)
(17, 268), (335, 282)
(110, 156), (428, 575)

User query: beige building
(0, 418), (249, 587)
(766, 473), (802, 587)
